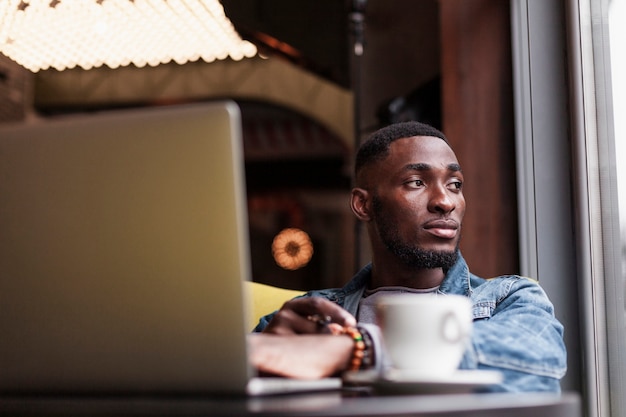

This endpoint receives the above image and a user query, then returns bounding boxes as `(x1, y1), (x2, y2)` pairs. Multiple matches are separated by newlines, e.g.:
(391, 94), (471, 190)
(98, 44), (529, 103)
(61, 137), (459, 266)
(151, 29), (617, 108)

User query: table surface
(0, 390), (581, 417)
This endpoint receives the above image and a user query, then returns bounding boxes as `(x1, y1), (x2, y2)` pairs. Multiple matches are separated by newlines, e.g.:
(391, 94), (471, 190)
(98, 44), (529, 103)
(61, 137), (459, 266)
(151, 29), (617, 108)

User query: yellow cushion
(246, 281), (304, 329)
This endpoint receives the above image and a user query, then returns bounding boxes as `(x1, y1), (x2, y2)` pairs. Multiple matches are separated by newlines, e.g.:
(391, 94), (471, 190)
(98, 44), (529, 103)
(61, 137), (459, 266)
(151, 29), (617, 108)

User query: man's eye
(449, 181), (463, 190)
(407, 179), (424, 188)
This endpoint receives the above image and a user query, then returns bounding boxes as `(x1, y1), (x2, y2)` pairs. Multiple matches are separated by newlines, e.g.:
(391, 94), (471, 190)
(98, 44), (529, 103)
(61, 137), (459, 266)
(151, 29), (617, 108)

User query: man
(251, 121), (567, 392)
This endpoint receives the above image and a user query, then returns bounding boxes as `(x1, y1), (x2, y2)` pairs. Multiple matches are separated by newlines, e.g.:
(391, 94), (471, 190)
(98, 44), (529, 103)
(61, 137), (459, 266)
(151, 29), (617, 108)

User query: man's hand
(248, 333), (353, 379)
(262, 297), (356, 335)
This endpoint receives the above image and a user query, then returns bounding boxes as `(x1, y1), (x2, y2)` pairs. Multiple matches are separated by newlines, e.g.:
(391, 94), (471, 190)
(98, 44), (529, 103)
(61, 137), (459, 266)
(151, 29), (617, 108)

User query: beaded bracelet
(358, 325), (374, 369)
(342, 326), (366, 371)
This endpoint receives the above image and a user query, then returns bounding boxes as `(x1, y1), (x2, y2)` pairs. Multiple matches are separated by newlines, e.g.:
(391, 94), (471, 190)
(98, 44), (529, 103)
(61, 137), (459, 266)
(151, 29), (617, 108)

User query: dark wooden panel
(440, 0), (519, 277)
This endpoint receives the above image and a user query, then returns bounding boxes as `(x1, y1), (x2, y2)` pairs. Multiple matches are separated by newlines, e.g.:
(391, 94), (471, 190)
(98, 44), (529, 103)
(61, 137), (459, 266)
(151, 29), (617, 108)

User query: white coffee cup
(376, 294), (472, 377)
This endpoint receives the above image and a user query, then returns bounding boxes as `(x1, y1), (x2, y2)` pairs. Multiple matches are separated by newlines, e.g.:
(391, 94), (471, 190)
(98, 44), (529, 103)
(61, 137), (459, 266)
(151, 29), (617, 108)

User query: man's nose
(428, 186), (455, 214)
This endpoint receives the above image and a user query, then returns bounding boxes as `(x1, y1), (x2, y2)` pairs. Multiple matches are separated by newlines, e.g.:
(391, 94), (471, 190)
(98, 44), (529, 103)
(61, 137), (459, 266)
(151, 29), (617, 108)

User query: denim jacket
(253, 253), (567, 393)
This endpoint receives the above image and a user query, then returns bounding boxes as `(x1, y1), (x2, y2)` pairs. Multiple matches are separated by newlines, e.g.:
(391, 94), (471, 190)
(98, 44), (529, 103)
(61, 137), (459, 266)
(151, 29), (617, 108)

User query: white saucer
(344, 369), (503, 394)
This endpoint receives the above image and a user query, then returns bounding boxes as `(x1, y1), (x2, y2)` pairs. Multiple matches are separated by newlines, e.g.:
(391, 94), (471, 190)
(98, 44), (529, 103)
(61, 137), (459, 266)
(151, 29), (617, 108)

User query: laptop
(0, 101), (340, 396)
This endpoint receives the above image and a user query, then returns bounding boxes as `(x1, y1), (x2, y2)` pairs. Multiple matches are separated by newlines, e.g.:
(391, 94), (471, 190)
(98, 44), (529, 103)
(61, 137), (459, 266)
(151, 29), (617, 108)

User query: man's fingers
(263, 308), (319, 335)
(264, 297), (356, 335)
(286, 297), (356, 328)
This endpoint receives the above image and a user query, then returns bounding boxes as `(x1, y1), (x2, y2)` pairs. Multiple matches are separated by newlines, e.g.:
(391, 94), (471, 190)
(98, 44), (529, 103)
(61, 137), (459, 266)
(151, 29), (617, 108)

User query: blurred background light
(0, 0), (257, 72)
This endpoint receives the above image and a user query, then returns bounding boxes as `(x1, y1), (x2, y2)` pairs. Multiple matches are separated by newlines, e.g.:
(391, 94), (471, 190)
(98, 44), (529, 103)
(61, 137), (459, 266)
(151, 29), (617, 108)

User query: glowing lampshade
(0, 0), (257, 72)
(271, 228), (314, 271)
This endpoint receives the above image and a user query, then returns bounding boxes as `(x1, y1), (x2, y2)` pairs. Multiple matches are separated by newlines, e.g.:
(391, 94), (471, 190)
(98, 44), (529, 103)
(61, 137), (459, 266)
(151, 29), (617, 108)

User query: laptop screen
(0, 102), (254, 394)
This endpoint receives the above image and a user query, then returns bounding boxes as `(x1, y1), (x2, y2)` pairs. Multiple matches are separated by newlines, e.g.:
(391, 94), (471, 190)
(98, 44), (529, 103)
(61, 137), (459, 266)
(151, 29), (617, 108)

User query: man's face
(368, 136), (466, 269)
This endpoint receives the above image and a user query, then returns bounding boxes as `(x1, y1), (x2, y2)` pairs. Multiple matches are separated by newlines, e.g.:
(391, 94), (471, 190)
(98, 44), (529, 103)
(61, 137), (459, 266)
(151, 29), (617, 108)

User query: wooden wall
(439, 0), (519, 278)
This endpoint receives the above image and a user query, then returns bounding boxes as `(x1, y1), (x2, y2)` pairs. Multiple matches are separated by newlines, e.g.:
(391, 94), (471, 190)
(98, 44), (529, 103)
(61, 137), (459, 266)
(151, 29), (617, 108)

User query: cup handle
(440, 311), (463, 343)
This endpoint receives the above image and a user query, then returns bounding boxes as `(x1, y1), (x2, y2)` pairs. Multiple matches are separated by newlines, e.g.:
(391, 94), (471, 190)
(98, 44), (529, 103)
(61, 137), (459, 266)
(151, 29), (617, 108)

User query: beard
(372, 195), (459, 270)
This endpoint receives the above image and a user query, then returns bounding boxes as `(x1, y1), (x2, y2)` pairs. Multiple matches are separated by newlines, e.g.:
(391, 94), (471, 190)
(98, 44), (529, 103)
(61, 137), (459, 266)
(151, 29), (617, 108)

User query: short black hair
(354, 121), (449, 178)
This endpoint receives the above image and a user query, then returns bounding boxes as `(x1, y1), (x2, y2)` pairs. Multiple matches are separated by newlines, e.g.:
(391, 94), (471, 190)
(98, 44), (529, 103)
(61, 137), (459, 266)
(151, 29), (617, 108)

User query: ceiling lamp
(0, 0), (258, 72)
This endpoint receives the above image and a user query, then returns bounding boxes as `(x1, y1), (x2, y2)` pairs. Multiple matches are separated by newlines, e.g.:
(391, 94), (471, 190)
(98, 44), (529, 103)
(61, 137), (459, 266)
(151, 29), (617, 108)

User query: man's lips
(423, 219), (460, 239)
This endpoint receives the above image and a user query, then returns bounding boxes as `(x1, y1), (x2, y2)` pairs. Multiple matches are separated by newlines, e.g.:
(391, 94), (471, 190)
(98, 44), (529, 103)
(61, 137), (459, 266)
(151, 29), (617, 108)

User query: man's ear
(350, 188), (372, 221)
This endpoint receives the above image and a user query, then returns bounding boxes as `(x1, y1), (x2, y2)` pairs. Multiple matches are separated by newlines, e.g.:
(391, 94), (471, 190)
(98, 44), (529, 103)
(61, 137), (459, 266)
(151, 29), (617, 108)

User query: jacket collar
(437, 251), (473, 296)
